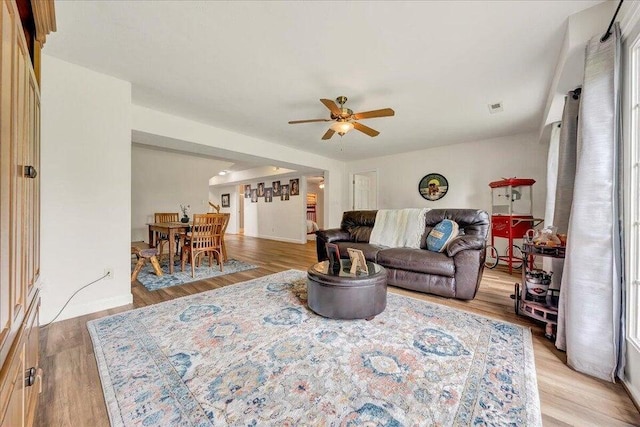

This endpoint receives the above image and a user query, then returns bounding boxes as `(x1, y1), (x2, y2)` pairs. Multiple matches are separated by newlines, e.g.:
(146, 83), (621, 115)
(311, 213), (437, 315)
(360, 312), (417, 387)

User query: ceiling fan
(288, 96), (395, 140)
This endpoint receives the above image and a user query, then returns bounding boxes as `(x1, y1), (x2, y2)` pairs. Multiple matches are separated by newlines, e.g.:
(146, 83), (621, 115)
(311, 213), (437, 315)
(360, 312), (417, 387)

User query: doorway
(237, 184), (244, 234)
(352, 171), (378, 210)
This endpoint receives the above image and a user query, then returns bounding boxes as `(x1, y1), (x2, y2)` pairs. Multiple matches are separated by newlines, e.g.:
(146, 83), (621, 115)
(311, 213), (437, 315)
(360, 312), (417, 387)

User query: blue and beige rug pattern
(88, 270), (541, 426)
(135, 258), (257, 291)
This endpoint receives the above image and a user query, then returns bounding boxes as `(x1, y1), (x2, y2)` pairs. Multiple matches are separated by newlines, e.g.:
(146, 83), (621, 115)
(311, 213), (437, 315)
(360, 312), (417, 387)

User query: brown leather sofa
(315, 209), (490, 300)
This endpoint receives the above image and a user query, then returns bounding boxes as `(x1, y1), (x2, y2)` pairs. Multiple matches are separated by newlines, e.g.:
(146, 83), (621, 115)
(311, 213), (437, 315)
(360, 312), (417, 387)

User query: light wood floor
(36, 235), (640, 426)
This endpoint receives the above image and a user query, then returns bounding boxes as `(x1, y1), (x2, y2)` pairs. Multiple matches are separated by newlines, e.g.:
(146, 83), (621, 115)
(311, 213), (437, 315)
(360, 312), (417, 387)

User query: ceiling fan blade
(352, 108), (395, 120)
(320, 99), (342, 116)
(288, 118), (332, 124)
(322, 128), (335, 140)
(353, 122), (380, 137)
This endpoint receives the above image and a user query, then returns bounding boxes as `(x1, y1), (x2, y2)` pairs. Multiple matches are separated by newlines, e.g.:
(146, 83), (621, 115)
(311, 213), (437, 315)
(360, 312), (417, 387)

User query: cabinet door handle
(24, 165), (38, 179)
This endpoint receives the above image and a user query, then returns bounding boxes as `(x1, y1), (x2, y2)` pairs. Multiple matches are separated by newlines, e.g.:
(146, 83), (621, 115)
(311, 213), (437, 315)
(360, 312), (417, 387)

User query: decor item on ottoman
(307, 260), (386, 320)
(316, 209), (489, 300)
(347, 248), (368, 274)
(88, 270), (541, 426)
(426, 219), (459, 252)
(419, 173), (449, 201)
(325, 243), (340, 271)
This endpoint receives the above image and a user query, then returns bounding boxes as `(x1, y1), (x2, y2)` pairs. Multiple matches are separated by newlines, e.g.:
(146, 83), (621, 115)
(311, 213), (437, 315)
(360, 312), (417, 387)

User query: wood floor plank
(35, 235), (640, 426)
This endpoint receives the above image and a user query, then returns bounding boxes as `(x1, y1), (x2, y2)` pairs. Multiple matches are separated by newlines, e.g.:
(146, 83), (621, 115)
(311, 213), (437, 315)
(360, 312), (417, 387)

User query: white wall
(131, 145), (229, 241)
(346, 132), (548, 221)
(132, 106), (347, 228)
(208, 185), (239, 234)
(540, 1), (616, 133)
(222, 177), (307, 243)
(40, 55), (132, 323)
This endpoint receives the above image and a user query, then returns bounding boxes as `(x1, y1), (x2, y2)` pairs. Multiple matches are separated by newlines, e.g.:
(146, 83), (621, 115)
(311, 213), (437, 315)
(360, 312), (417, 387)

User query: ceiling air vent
(488, 102), (504, 114)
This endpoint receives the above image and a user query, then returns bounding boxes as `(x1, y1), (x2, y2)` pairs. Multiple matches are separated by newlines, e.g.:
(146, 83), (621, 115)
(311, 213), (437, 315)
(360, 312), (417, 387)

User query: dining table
(147, 221), (190, 274)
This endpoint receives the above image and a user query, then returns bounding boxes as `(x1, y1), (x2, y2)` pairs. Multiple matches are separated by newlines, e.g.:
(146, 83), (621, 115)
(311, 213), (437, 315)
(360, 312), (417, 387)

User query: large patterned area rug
(135, 258), (257, 291)
(88, 270), (541, 426)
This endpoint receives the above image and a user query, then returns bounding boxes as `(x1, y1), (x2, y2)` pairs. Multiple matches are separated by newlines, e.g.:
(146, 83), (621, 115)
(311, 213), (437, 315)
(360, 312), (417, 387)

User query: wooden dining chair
(207, 204), (229, 260)
(180, 213), (225, 277)
(155, 212), (179, 261)
(221, 212), (230, 261)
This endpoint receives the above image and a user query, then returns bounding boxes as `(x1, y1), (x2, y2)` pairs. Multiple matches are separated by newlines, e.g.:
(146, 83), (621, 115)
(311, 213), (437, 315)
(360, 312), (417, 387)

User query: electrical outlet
(104, 268), (113, 280)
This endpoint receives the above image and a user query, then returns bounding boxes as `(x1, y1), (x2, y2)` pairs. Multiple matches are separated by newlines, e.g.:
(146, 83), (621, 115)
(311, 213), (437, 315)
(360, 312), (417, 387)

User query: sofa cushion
(335, 242), (383, 262)
(349, 226), (372, 243)
(341, 210), (377, 243)
(377, 248), (455, 277)
(426, 219), (459, 252)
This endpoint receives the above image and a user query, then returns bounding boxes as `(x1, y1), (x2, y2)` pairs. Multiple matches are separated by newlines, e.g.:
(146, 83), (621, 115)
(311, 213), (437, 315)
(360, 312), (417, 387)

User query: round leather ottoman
(307, 260), (387, 320)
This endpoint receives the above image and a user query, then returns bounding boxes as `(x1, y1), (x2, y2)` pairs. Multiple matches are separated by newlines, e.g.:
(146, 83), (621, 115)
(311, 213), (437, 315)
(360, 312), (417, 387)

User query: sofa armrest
(315, 228), (352, 261)
(316, 228), (351, 243)
(452, 249), (484, 300)
(446, 235), (485, 257)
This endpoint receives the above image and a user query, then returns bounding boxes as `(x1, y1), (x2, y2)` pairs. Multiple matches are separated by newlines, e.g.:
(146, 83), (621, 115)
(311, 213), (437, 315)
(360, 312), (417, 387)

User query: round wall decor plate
(419, 173), (449, 201)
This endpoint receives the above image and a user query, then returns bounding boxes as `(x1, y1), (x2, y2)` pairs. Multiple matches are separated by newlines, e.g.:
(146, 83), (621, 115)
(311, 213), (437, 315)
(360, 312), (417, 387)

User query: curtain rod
(601, 0), (624, 42)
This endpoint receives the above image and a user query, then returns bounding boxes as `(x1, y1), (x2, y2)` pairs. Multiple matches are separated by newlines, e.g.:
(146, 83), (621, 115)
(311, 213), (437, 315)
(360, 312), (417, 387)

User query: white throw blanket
(369, 208), (430, 248)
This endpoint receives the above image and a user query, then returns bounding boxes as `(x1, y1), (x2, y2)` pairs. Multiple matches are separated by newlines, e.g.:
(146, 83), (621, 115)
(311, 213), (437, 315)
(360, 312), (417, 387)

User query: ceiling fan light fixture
(289, 96), (393, 140)
(330, 121), (354, 135)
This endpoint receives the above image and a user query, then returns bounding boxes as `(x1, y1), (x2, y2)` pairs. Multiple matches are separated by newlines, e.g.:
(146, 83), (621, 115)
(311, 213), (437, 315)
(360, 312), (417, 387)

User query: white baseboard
(41, 293), (133, 324)
(622, 375), (640, 411)
(245, 233), (306, 244)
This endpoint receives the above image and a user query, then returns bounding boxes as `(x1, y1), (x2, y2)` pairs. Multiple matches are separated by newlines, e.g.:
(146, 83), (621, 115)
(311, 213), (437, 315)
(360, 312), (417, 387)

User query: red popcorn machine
(487, 178), (543, 274)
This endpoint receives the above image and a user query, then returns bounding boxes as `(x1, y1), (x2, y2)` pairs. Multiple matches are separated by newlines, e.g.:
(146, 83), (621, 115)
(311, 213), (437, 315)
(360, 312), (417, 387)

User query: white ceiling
(45, 0), (603, 161)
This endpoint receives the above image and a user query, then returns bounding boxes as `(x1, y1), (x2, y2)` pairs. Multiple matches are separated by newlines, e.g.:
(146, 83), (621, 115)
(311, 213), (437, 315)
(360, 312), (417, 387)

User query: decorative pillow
(426, 219), (459, 252)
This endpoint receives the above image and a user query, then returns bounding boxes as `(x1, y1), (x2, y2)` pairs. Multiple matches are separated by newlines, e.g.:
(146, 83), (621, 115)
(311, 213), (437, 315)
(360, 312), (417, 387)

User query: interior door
(353, 171), (377, 210)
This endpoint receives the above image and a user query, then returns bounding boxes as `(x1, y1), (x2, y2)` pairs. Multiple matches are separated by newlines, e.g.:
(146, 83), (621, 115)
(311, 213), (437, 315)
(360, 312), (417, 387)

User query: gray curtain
(555, 23), (625, 382)
(553, 95), (580, 235)
(548, 94), (580, 292)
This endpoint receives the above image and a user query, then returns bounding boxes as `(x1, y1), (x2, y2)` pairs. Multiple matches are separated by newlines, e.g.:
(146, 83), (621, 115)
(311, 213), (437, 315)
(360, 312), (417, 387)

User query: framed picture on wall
(272, 181), (281, 196)
(265, 188), (273, 202)
(221, 193), (230, 208)
(281, 184), (289, 201)
(244, 185), (251, 198)
(290, 178), (299, 196)
(257, 182), (265, 197)
(251, 188), (258, 203)
(418, 173), (449, 201)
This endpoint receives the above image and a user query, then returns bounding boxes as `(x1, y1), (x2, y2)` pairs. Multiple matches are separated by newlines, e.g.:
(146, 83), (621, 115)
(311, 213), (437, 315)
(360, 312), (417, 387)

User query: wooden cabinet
(0, 0), (54, 426)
